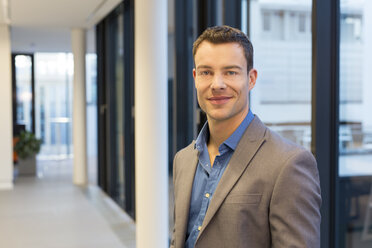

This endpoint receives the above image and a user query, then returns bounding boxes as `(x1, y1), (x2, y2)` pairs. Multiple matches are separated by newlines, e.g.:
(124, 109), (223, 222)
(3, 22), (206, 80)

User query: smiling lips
(208, 96), (232, 105)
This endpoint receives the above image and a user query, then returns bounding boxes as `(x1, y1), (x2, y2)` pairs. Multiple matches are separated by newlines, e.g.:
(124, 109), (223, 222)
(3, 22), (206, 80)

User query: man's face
(193, 41), (257, 124)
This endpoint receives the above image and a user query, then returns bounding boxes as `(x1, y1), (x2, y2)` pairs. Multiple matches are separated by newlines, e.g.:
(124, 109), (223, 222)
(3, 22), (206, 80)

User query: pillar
(71, 28), (87, 185)
(0, 24), (13, 190)
(135, 0), (168, 247)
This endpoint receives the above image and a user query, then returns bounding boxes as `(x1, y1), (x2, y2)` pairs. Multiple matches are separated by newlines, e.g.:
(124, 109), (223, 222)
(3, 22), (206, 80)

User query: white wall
(0, 24), (14, 190)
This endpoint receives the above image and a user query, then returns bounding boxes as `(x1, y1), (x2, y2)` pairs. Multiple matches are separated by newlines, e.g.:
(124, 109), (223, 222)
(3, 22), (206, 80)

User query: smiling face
(193, 41), (257, 125)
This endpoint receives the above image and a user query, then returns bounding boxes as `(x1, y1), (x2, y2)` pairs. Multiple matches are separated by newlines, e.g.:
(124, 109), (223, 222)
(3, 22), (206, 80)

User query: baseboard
(0, 181), (14, 190)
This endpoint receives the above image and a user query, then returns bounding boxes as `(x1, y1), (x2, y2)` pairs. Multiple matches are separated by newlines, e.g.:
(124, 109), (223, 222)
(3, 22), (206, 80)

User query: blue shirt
(185, 110), (255, 248)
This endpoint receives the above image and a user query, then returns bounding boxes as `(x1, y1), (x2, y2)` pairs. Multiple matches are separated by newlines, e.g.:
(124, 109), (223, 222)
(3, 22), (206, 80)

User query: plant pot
(17, 155), (37, 176)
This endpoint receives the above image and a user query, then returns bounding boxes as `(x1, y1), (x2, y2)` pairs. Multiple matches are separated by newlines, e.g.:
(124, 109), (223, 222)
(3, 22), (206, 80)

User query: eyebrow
(196, 65), (212, 70)
(196, 65), (243, 70)
(223, 65), (243, 71)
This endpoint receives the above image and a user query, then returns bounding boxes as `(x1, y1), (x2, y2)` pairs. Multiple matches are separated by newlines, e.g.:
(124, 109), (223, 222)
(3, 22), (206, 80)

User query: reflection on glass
(249, 0), (312, 150)
(15, 55), (33, 132)
(115, 13), (126, 207)
(339, 0), (372, 247)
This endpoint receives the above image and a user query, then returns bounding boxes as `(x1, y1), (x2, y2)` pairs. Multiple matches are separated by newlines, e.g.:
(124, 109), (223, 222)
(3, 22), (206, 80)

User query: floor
(0, 159), (136, 248)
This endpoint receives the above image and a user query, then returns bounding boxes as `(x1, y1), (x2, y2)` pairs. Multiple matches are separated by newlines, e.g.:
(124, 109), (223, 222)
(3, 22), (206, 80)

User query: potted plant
(14, 130), (42, 176)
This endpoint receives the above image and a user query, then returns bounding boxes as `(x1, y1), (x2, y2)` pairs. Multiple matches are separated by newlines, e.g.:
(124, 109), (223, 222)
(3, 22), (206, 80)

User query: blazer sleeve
(269, 149), (321, 248)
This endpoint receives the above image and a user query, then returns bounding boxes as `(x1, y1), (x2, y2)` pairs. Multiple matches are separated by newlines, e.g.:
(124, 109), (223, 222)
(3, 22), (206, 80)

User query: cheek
(195, 87), (204, 104)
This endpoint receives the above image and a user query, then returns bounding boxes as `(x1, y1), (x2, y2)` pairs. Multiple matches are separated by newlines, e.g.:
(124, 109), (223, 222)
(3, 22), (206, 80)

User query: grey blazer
(171, 116), (321, 248)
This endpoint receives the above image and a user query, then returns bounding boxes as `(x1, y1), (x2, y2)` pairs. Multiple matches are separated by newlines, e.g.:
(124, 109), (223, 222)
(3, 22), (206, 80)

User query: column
(135, 0), (168, 247)
(71, 28), (87, 185)
(0, 24), (13, 190)
(363, 1), (372, 130)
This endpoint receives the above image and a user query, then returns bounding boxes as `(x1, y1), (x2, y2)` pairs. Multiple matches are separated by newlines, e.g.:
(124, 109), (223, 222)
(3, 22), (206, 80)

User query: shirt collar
(195, 121), (209, 152)
(194, 109), (255, 152)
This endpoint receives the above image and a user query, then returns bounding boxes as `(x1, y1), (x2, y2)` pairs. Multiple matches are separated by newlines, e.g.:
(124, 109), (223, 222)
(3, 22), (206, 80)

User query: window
(338, 0), (372, 246)
(299, 13), (306, 32)
(250, 0), (312, 150)
(263, 12), (270, 31)
(14, 55), (33, 132)
(34, 53), (73, 159)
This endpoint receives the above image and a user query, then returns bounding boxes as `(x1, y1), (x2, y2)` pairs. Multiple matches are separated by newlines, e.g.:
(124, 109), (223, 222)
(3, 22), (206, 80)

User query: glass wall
(338, 0), (372, 247)
(96, 1), (135, 218)
(111, 11), (126, 207)
(249, 0), (312, 149)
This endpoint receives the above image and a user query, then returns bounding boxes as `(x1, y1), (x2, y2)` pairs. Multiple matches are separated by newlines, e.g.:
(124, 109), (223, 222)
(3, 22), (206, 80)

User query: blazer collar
(196, 116), (267, 242)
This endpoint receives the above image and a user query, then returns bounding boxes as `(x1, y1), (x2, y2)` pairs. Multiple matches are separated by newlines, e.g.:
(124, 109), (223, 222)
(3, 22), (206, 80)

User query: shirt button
(205, 193), (210, 198)
(198, 226), (202, 231)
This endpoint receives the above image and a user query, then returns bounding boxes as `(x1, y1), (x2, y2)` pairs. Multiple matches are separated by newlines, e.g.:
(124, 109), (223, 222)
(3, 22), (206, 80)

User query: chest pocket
(224, 194), (262, 204)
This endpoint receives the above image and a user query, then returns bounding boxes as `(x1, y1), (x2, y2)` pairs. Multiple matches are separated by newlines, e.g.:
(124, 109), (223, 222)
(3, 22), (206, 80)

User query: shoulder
(243, 116), (317, 175)
(257, 127), (319, 190)
(173, 141), (196, 162)
(245, 115), (313, 159)
(264, 127), (315, 165)
(172, 141), (197, 175)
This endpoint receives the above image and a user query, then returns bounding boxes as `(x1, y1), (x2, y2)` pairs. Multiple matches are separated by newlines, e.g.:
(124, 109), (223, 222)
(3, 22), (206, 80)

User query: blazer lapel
(196, 117), (267, 240)
(175, 143), (199, 247)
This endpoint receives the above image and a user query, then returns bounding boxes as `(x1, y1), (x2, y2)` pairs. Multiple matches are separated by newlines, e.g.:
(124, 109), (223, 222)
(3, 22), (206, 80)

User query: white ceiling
(1, 0), (122, 53)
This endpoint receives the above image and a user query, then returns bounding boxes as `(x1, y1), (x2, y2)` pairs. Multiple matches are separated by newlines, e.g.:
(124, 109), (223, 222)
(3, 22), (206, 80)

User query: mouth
(207, 96), (232, 105)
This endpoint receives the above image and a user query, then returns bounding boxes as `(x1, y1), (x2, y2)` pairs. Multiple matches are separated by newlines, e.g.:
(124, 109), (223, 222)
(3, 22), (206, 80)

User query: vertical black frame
(123, 0), (135, 218)
(223, 0), (242, 29)
(312, 0), (340, 247)
(174, 0), (196, 153)
(197, 0), (218, 35)
(11, 53), (36, 134)
(106, 4), (120, 202)
(96, 20), (108, 191)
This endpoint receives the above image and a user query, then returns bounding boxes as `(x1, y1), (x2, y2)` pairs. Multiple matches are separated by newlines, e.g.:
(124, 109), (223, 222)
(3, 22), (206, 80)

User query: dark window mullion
(223, 0), (242, 29)
(312, 0), (340, 247)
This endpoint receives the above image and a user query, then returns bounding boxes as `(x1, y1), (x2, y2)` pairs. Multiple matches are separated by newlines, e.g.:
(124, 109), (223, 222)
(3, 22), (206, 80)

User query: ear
(248, 68), (257, 91)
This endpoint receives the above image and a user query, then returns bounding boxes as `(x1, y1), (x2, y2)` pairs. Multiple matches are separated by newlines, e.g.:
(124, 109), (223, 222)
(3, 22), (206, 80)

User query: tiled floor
(0, 159), (136, 248)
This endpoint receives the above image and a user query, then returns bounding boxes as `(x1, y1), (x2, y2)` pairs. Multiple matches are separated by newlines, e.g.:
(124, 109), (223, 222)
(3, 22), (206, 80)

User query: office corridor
(0, 159), (136, 248)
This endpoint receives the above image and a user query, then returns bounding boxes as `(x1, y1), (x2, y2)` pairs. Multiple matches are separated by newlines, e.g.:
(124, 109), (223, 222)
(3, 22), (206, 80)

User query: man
(171, 26), (321, 248)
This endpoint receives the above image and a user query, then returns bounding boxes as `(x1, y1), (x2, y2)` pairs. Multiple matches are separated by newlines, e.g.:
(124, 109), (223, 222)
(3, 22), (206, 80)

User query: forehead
(194, 41), (246, 67)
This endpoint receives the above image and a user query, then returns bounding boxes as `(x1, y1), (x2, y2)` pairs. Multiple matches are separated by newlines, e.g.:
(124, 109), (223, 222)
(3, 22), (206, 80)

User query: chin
(206, 112), (232, 122)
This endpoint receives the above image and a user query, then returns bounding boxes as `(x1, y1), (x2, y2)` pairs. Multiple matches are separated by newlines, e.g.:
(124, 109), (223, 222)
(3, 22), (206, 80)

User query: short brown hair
(192, 25), (254, 71)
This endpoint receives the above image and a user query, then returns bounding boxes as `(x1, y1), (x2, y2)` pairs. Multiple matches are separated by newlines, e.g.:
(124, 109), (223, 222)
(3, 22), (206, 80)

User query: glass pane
(249, 0), (312, 149)
(338, 0), (372, 247)
(34, 53), (73, 159)
(15, 55), (33, 132)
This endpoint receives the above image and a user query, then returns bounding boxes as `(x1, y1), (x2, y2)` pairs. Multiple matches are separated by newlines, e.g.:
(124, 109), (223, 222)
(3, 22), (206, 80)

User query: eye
(199, 70), (211, 76)
(226, 71), (237, 76)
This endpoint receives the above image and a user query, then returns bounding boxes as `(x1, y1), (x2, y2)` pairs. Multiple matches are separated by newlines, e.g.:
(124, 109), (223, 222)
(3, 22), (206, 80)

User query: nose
(210, 74), (226, 90)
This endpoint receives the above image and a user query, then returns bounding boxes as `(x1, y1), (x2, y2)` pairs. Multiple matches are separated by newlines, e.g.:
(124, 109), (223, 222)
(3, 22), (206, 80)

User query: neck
(207, 108), (249, 149)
